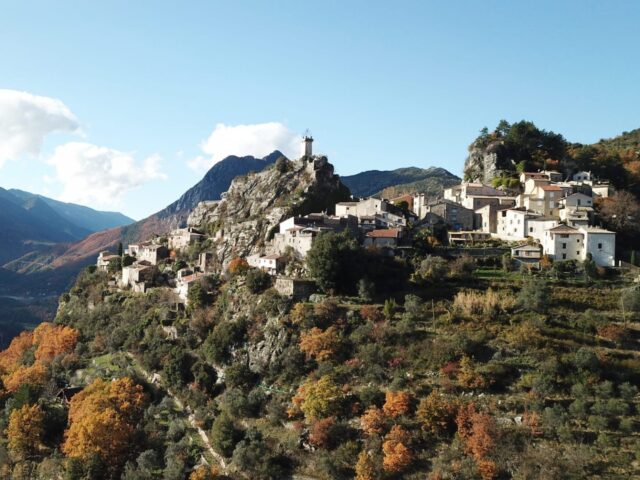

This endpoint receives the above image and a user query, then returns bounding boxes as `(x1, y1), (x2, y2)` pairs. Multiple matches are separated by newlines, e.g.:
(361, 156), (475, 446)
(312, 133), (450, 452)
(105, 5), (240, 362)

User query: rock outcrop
(187, 156), (351, 268)
(463, 140), (511, 183)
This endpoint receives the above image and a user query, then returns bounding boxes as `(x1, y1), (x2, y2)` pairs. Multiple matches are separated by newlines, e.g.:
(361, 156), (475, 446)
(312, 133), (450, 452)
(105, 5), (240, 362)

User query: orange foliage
(32, 323), (79, 362)
(382, 425), (413, 472)
(0, 323), (79, 392)
(0, 331), (34, 375)
(382, 390), (411, 418)
(227, 257), (249, 275)
(299, 326), (339, 361)
(63, 377), (147, 467)
(456, 403), (498, 478)
(360, 406), (386, 435)
(308, 416), (335, 449)
(6, 403), (45, 459)
(360, 305), (384, 323)
(3, 362), (49, 392)
(189, 465), (219, 480)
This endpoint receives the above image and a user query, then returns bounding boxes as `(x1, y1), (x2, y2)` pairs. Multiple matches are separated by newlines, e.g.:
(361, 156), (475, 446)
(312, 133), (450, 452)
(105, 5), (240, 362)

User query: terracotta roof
(181, 273), (205, 284)
(366, 228), (402, 238)
(540, 185), (563, 191)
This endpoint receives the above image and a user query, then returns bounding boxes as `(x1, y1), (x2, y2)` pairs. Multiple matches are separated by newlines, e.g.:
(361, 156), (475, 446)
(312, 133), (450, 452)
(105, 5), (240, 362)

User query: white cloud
(0, 89), (79, 167)
(188, 122), (301, 170)
(48, 142), (166, 207)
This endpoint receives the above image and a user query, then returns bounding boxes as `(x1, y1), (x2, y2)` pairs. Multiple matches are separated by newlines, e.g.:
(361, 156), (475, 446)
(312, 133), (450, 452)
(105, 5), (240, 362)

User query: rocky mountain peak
(187, 155), (350, 268)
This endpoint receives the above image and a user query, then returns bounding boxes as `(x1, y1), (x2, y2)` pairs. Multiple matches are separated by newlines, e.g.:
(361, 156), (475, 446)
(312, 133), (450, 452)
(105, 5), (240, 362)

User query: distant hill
(341, 166), (460, 198)
(9, 189), (134, 232)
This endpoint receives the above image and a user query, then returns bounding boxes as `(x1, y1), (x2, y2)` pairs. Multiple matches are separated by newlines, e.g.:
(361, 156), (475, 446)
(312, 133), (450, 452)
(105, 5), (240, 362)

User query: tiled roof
(366, 228), (402, 238)
(540, 185), (563, 191)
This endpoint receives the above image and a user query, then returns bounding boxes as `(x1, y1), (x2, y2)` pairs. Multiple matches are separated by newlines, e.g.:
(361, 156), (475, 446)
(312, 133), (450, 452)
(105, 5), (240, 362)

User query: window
(577, 251), (580, 255)
(561, 234), (569, 238)
(529, 227), (533, 233)
(598, 242), (602, 249)
(577, 239), (580, 243)
(577, 199), (581, 206)
(562, 254), (567, 259)
(562, 243), (567, 249)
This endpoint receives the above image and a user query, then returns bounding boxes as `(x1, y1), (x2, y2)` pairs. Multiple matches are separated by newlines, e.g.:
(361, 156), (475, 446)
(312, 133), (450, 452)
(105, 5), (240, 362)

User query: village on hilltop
(96, 139), (618, 306)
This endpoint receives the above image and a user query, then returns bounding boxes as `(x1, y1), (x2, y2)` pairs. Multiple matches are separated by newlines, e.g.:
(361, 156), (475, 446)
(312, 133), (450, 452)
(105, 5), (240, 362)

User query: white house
(247, 254), (285, 275)
(96, 251), (120, 272)
(511, 244), (542, 265)
(582, 227), (616, 267)
(543, 225), (585, 262)
(573, 171), (592, 183)
(561, 192), (593, 209)
(335, 197), (387, 218)
(496, 208), (541, 240)
(526, 216), (559, 243)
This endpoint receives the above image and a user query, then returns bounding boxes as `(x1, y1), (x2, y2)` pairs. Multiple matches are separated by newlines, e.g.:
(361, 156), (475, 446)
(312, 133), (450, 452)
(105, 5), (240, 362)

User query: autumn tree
(32, 323), (79, 362)
(599, 191), (640, 235)
(360, 406), (386, 436)
(308, 416), (336, 449)
(416, 391), (457, 437)
(227, 257), (250, 275)
(6, 403), (45, 460)
(382, 425), (413, 473)
(455, 403), (499, 480)
(62, 377), (147, 471)
(189, 465), (219, 480)
(355, 450), (379, 480)
(382, 390), (412, 418)
(291, 375), (343, 421)
(299, 326), (340, 361)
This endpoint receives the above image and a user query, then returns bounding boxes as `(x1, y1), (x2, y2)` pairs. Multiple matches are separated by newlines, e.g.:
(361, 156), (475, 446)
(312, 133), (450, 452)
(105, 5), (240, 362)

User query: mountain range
(341, 166), (460, 198)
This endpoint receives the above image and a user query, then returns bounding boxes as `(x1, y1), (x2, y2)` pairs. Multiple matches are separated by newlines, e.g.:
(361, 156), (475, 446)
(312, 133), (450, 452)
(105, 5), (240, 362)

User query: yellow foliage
(0, 331), (34, 375)
(416, 391), (458, 436)
(6, 404), (45, 459)
(355, 450), (378, 480)
(291, 375), (342, 421)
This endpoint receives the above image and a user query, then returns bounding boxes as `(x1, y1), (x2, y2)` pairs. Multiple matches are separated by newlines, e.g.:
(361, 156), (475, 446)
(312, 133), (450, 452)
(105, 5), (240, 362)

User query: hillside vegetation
(0, 235), (638, 479)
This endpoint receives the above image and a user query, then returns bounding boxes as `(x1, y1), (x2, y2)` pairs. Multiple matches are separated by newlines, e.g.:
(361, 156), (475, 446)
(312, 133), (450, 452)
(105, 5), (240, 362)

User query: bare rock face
(463, 140), (508, 183)
(187, 156), (351, 269)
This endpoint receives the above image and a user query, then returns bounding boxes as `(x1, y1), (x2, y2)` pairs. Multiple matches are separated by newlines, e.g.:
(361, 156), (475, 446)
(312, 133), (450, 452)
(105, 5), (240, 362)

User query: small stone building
(274, 277), (317, 300)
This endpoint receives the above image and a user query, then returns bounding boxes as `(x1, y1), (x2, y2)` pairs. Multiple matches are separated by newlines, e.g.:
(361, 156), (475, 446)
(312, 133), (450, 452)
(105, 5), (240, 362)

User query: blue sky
(0, 1), (639, 219)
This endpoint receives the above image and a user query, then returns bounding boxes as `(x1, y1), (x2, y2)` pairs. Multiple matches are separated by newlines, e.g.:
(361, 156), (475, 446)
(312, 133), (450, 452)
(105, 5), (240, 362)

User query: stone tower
(303, 134), (313, 157)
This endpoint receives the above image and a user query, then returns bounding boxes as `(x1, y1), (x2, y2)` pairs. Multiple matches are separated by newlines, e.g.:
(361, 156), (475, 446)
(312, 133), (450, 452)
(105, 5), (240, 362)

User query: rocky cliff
(463, 139), (512, 183)
(188, 155), (351, 268)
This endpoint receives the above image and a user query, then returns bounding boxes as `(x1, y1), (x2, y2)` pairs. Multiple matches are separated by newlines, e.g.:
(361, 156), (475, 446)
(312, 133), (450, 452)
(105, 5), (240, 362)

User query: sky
(0, 1), (639, 220)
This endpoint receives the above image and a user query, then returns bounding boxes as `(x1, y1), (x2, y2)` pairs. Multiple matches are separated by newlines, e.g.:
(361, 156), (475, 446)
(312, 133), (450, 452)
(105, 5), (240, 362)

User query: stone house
(175, 272), (206, 304)
(199, 252), (217, 274)
(274, 276), (317, 300)
(427, 199), (474, 231)
(168, 227), (205, 250)
(364, 228), (403, 248)
(137, 244), (169, 265)
(120, 262), (157, 292)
